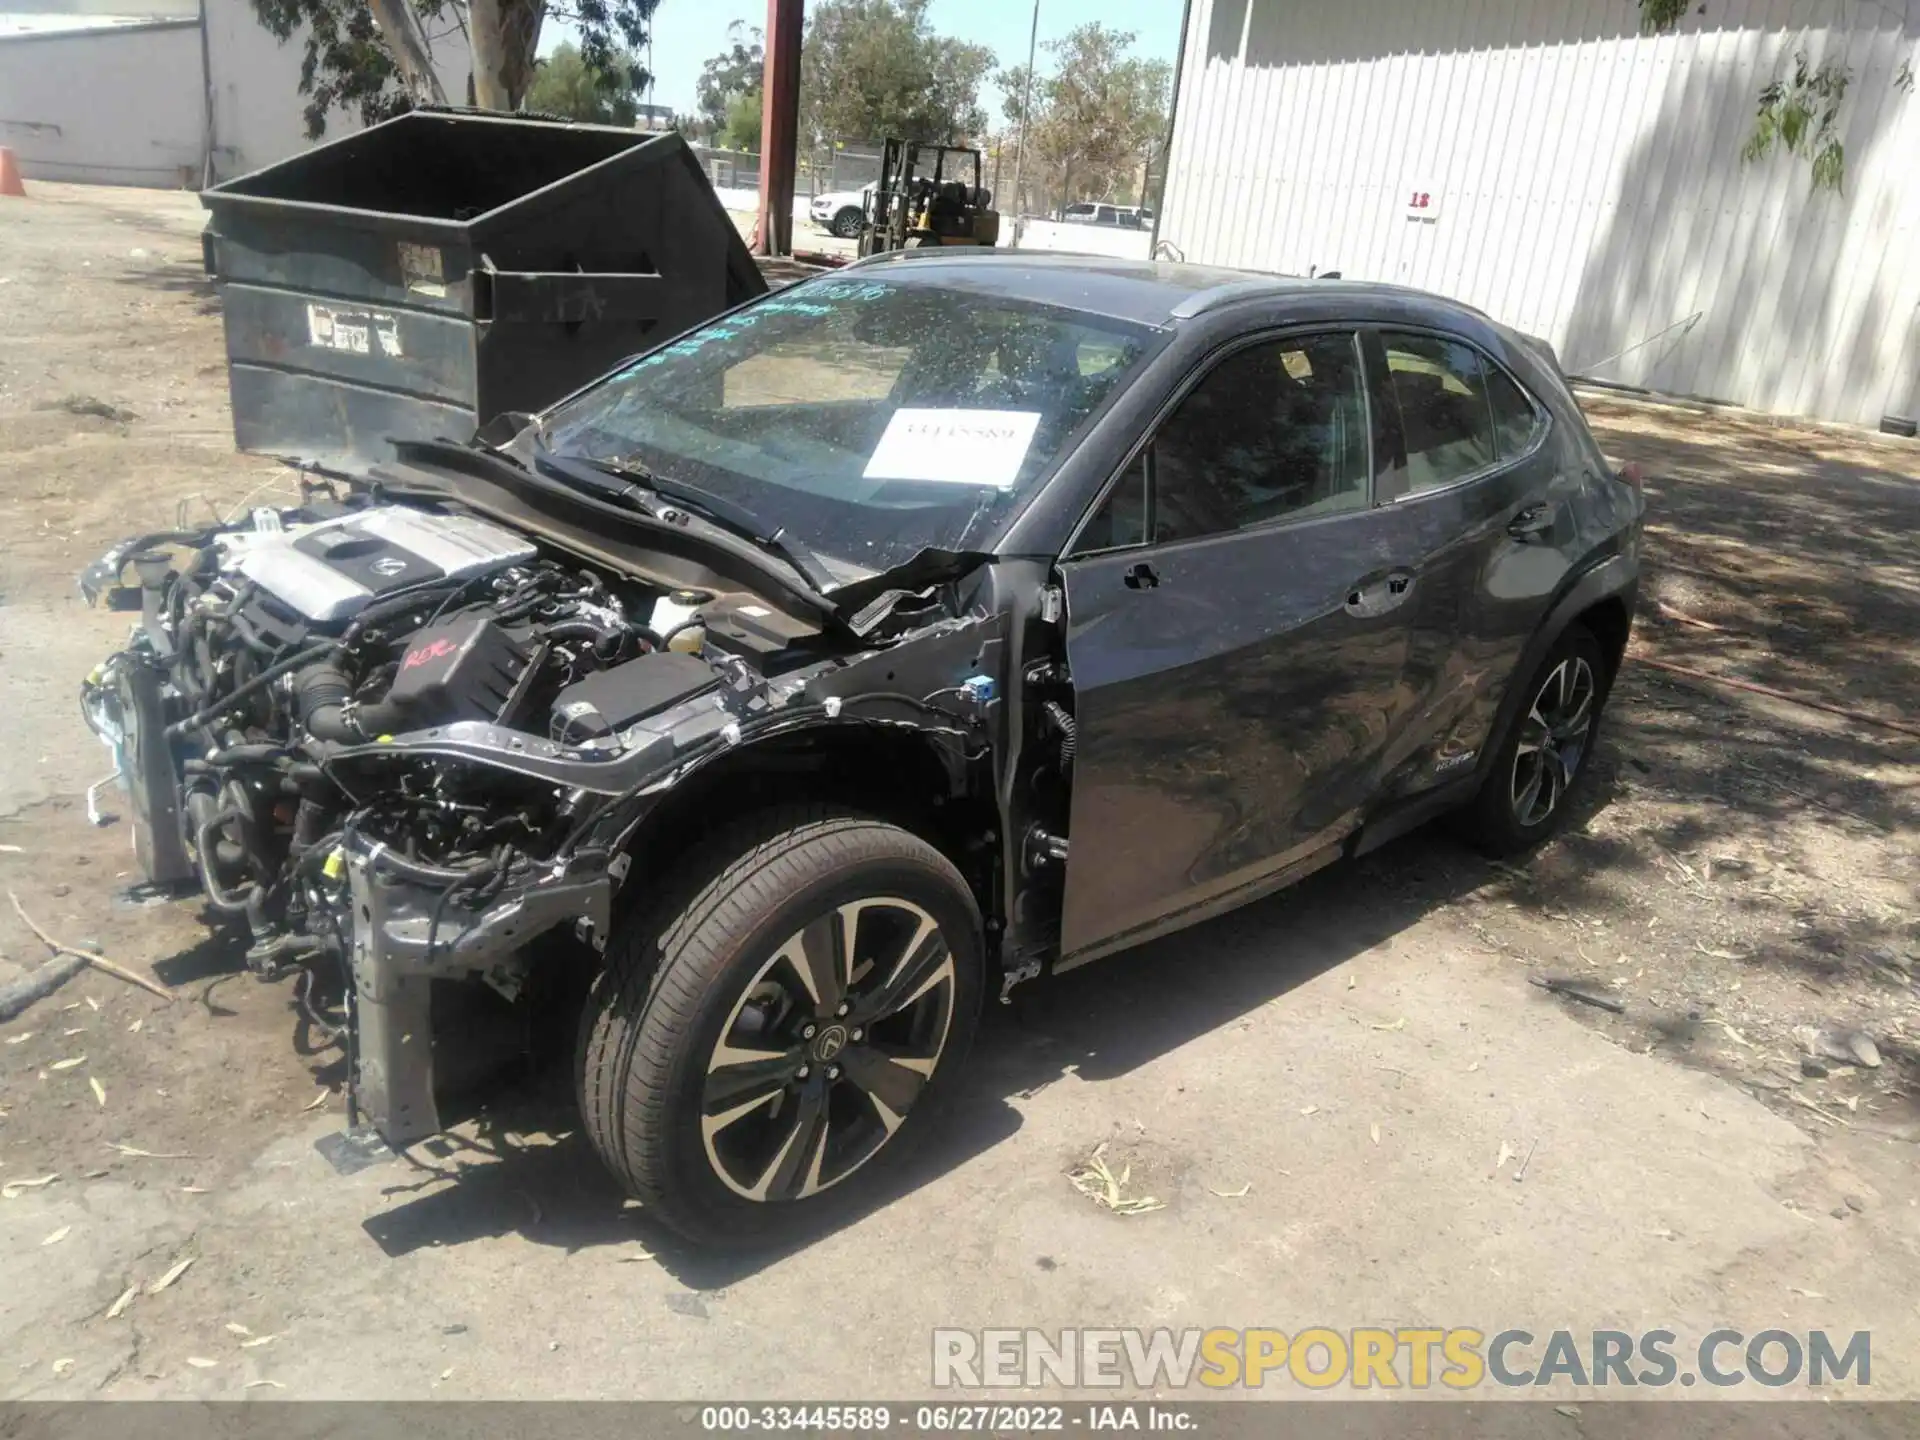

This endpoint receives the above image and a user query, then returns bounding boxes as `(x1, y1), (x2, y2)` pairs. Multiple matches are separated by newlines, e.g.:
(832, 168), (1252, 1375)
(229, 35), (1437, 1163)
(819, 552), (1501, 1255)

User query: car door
(1055, 329), (1427, 963)
(1366, 329), (1568, 796)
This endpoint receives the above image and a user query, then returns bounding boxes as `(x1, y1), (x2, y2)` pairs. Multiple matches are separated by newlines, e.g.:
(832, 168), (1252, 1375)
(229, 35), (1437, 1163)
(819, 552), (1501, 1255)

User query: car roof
(840, 250), (1490, 331)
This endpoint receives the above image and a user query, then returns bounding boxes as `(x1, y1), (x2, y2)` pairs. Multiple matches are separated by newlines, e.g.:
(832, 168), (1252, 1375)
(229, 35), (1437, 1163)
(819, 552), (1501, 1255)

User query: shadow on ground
(117, 262), (219, 316)
(347, 814), (1531, 1287)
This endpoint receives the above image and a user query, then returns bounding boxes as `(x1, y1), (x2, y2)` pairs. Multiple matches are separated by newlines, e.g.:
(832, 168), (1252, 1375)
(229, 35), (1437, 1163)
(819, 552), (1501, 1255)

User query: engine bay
(74, 484), (1037, 1146)
(77, 496), (831, 975)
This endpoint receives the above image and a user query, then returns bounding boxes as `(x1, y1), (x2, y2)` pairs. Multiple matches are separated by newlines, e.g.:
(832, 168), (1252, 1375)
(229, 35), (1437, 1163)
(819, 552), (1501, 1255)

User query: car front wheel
(831, 206), (864, 239)
(1462, 624), (1608, 856)
(577, 808), (982, 1247)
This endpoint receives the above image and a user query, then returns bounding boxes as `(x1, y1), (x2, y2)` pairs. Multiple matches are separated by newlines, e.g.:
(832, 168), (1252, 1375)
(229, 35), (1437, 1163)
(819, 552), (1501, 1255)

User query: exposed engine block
(78, 498), (715, 975)
(223, 507), (539, 625)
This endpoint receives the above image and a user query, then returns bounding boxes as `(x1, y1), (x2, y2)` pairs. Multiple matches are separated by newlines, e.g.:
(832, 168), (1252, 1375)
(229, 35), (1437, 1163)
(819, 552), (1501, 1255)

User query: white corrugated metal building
(0, 0), (470, 187)
(1155, 0), (1920, 430)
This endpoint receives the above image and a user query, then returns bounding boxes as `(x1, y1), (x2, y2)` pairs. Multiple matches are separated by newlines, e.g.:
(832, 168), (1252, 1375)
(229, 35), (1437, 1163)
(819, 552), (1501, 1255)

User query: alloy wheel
(1510, 656), (1596, 828)
(700, 897), (955, 1202)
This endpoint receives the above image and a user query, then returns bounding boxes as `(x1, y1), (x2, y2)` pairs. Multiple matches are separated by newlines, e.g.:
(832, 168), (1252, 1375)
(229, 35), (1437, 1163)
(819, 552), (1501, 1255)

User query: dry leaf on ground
(1067, 1144), (1165, 1216)
(147, 1257), (194, 1294)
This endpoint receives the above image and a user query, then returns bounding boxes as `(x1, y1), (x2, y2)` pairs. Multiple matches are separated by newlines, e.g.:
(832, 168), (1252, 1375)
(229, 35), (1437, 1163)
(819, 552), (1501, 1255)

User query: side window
(1073, 333), (1370, 553)
(1151, 332), (1370, 544)
(1381, 332), (1496, 493)
(1485, 363), (1543, 459)
(1075, 453), (1149, 552)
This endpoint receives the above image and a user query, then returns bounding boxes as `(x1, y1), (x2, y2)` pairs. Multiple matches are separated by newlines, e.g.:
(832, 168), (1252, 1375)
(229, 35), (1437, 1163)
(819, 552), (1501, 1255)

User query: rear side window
(1381, 333), (1496, 493)
(1485, 364), (1543, 458)
(1381, 332), (1546, 490)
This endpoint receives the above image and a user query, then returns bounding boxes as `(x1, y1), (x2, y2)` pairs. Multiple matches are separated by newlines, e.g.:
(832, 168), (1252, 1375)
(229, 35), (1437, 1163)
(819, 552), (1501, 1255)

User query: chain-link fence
(803, 142), (884, 196)
(688, 141), (887, 199)
(691, 146), (759, 193)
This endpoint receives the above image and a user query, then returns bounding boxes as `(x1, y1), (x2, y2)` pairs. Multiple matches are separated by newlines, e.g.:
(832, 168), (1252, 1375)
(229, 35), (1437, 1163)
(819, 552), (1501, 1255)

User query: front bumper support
(345, 849), (611, 1146)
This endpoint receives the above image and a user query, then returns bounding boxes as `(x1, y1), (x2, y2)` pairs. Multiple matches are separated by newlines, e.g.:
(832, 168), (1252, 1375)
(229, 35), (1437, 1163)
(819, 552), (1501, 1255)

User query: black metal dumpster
(200, 110), (766, 474)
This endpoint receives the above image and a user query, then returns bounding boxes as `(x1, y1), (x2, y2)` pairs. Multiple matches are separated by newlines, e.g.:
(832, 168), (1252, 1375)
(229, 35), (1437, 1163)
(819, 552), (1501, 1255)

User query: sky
(542, 0), (1182, 121)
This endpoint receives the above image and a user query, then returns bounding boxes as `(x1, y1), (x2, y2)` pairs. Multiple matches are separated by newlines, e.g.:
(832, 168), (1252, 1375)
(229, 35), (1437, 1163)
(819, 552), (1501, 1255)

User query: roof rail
(1167, 276), (1294, 320)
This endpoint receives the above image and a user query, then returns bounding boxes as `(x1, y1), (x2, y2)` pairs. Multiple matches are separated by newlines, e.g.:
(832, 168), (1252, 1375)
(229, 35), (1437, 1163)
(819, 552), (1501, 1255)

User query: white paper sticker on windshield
(863, 409), (1041, 488)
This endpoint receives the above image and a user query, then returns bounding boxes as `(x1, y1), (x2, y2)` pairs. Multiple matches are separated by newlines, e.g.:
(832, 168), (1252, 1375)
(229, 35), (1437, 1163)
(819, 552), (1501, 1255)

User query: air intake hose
(295, 661), (409, 743)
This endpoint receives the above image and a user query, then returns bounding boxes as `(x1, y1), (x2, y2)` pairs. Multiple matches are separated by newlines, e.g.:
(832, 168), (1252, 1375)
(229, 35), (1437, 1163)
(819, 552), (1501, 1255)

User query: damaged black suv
(79, 253), (1642, 1246)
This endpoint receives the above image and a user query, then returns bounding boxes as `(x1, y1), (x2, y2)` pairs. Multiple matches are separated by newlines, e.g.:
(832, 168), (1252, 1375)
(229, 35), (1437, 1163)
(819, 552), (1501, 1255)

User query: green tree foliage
(1637, 0), (1690, 32)
(998, 23), (1170, 212)
(249, 0), (436, 136)
(1742, 50), (1852, 192)
(1637, 0), (1913, 192)
(247, 0), (658, 138)
(525, 39), (644, 125)
(724, 88), (765, 151)
(697, 21), (764, 143)
(799, 0), (993, 145)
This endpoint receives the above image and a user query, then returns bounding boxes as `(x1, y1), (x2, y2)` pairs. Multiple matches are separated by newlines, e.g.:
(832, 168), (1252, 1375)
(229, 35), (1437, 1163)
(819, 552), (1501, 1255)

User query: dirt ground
(1, 182), (1917, 1405)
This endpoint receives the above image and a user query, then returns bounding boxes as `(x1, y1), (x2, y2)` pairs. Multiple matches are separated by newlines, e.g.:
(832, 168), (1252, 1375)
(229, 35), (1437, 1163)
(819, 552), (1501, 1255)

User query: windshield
(538, 273), (1157, 580)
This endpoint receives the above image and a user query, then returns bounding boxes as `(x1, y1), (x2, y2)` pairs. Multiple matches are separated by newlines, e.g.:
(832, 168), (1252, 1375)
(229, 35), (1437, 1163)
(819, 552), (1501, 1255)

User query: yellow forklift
(857, 139), (1001, 257)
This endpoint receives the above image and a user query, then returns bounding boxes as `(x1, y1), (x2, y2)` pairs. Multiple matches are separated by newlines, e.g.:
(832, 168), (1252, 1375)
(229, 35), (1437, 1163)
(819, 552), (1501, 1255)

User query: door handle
(1507, 503), (1554, 540)
(1123, 560), (1160, 590)
(1345, 570), (1415, 617)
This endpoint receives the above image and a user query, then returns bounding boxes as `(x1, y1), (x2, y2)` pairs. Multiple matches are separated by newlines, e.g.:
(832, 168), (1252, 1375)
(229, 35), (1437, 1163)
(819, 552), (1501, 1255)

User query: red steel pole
(756, 0), (804, 257)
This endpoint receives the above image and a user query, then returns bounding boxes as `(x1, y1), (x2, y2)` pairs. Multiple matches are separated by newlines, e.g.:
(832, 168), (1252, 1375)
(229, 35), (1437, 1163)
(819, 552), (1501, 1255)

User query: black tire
(1461, 624), (1609, 856)
(831, 206), (863, 239)
(577, 807), (983, 1247)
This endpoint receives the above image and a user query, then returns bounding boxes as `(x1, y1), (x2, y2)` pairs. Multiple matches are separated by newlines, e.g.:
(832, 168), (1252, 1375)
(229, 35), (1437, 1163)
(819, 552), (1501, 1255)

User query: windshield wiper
(531, 442), (839, 595)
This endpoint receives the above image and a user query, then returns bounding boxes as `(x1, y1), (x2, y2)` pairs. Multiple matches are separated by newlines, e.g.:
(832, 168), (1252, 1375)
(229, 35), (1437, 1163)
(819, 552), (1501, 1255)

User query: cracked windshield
(541, 275), (1154, 578)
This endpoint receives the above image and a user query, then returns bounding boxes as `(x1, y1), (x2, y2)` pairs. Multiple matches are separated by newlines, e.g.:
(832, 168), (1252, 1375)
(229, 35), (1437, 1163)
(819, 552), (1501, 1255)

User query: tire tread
(576, 805), (977, 1243)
